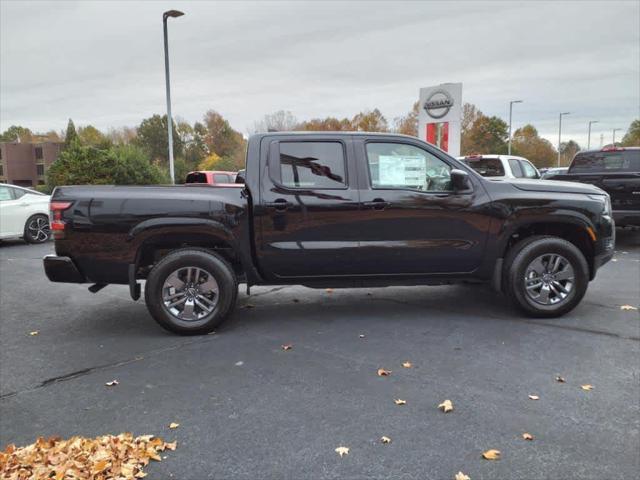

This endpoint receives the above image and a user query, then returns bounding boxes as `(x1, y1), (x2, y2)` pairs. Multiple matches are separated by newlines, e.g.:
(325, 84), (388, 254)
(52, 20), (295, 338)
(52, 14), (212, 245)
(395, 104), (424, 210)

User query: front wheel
(24, 214), (51, 244)
(504, 236), (589, 318)
(144, 249), (238, 335)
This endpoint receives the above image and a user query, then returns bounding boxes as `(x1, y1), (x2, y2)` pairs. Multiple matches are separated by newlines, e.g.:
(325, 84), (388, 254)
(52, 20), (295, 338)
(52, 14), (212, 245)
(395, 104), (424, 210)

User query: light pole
(612, 128), (621, 145)
(558, 112), (571, 167)
(163, 9), (184, 184)
(508, 100), (523, 155)
(587, 120), (598, 150)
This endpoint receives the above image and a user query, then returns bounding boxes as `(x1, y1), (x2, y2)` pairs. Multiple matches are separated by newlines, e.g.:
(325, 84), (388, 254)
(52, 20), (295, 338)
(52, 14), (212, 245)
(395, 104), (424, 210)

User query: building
(0, 141), (62, 187)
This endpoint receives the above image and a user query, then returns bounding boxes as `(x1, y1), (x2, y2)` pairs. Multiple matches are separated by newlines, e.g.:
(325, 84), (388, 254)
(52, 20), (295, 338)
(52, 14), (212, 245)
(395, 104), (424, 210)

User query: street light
(612, 128), (621, 145)
(508, 100), (523, 155)
(558, 112), (571, 167)
(587, 120), (599, 150)
(163, 9), (184, 184)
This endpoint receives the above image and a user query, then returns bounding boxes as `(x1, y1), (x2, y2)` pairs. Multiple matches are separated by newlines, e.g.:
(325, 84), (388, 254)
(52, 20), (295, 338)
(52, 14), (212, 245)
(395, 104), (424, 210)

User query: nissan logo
(423, 90), (454, 119)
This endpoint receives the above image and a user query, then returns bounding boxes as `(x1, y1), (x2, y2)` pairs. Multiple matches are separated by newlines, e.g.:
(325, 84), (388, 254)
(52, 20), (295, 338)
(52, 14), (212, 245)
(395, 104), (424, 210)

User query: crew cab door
(256, 135), (361, 278)
(353, 138), (490, 275)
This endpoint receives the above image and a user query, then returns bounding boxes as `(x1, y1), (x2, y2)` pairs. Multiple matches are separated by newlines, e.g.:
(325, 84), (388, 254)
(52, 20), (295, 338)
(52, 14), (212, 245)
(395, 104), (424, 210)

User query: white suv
(457, 155), (541, 180)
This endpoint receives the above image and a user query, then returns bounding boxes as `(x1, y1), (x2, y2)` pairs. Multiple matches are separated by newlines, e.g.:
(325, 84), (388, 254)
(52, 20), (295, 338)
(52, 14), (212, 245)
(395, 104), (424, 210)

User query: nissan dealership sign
(418, 83), (462, 156)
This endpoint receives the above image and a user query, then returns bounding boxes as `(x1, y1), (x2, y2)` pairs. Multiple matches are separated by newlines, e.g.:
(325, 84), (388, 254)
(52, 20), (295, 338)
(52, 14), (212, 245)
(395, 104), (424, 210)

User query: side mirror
(450, 169), (471, 192)
(235, 170), (246, 184)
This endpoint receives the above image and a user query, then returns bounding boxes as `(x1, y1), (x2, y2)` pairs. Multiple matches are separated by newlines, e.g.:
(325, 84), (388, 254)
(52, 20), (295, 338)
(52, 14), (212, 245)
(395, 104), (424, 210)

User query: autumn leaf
(377, 368), (391, 377)
(105, 380), (119, 387)
(455, 472), (471, 480)
(555, 375), (565, 383)
(438, 399), (454, 413)
(482, 449), (501, 460)
(402, 361), (412, 368)
(528, 395), (539, 400)
(620, 305), (638, 311)
(359, 334), (366, 338)
(168, 422), (180, 429)
(281, 344), (293, 351)
(92, 459), (109, 474)
(29, 331), (39, 336)
(380, 436), (392, 444)
(581, 384), (593, 391)
(335, 446), (349, 457)
(522, 433), (534, 441)
(165, 441), (177, 451)
(394, 399), (407, 405)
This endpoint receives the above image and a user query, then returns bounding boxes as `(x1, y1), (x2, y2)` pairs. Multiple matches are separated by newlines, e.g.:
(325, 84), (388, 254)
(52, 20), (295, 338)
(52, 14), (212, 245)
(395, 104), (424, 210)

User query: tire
(504, 236), (589, 318)
(24, 214), (51, 244)
(144, 248), (238, 335)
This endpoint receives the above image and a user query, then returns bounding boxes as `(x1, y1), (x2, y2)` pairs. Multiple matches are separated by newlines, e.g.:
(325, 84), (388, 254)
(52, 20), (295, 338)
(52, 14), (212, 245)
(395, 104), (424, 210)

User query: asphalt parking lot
(1, 230), (639, 479)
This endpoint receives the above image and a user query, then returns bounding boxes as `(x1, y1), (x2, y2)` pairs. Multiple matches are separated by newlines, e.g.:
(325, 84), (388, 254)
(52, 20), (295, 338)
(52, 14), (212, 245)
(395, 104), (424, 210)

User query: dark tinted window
(279, 142), (346, 188)
(570, 150), (640, 173)
(508, 159), (523, 177)
(213, 173), (231, 183)
(463, 158), (505, 177)
(35, 147), (43, 160)
(185, 172), (208, 184)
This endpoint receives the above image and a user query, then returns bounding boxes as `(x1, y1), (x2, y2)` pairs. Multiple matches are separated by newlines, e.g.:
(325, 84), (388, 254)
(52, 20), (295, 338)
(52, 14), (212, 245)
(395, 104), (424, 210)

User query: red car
(184, 170), (237, 185)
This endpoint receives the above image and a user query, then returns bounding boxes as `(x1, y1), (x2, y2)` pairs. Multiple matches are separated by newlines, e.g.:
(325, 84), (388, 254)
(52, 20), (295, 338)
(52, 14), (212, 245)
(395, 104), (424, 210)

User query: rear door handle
(363, 198), (390, 210)
(264, 199), (292, 211)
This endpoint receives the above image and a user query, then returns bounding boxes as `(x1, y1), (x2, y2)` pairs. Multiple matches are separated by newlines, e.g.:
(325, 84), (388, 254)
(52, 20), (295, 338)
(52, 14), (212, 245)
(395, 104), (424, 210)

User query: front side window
(279, 142), (346, 189)
(520, 160), (538, 178)
(509, 159), (523, 178)
(0, 185), (11, 201)
(366, 143), (451, 191)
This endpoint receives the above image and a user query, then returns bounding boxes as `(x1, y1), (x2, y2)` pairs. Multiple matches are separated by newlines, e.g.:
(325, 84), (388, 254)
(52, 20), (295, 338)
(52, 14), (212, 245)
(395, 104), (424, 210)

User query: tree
(621, 119), (640, 146)
(351, 109), (388, 132)
(295, 117), (352, 131)
(0, 125), (33, 142)
(394, 101), (419, 137)
(78, 125), (111, 148)
(462, 115), (508, 155)
(202, 110), (246, 168)
(253, 110), (299, 133)
(197, 152), (238, 171)
(460, 103), (483, 154)
(136, 114), (183, 162)
(511, 124), (558, 168)
(559, 140), (581, 166)
(180, 121), (209, 167)
(64, 119), (78, 148)
(106, 126), (137, 145)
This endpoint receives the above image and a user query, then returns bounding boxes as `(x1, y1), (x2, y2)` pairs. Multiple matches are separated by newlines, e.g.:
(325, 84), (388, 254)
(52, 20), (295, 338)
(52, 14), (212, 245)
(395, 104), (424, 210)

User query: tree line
(1, 105), (638, 189)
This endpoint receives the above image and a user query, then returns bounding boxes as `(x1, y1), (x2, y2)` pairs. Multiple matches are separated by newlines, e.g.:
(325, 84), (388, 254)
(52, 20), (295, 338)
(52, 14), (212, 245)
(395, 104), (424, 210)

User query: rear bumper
(613, 210), (640, 227)
(43, 255), (86, 283)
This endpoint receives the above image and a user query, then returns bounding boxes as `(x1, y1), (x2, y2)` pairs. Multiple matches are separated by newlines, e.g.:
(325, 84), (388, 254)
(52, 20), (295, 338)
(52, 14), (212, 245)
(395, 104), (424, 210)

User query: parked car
(458, 155), (541, 179)
(541, 167), (568, 179)
(0, 184), (51, 243)
(546, 147), (639, 227)
(184, 170), (237, 185)
(44, 132), (614, 334)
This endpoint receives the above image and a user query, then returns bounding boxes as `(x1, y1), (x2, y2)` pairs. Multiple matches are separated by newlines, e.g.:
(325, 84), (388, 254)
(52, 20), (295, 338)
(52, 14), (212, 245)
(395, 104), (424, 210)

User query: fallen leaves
(620, 305), (638, 311)
(380, 436), (392, 444)
(394, 399), (407, 406)
(359, 334), (366, 339)
(104, 380), (119, 387)
(281, 344), (293, 351)
(377, 368), (391, 377)
(522, 433), (534, 441)
(482, 449), (501, 460)
(0, 433), (176, 480)
(402, 361), (412, 368)
(28, 331), (39, 336)
(581, 384), (593, 391)
(335, 446), (349, 457)
(168, 422), (180, 429)
(455, 472), (471, 480)
(555, 375), (566, 383)
(528, 395), (539, 400)
(438, 399), (454, 413)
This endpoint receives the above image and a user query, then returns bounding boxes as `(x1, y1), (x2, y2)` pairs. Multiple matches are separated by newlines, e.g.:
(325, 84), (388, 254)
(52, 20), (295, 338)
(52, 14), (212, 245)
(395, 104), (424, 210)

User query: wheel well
(504, 222), (595, 277)
(136, 234), (244, 279)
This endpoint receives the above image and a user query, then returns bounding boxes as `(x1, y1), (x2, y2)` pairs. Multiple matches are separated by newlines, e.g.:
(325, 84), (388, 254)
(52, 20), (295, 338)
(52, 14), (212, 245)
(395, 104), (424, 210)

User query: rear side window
(464, 158), (505, 177)
(508, 159), (523, 178)
(185, 172), (208, 184)
(278, 142), (346, 189)
(570, 150), (640, 173)
(213, 173), (231, 183)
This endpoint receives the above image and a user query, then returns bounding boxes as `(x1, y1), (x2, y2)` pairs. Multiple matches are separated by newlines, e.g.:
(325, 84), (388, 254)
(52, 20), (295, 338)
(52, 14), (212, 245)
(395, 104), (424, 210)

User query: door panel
(256, 136), (362, 278)
(0, 186), (24, 236)
(354, 139), (490, 275)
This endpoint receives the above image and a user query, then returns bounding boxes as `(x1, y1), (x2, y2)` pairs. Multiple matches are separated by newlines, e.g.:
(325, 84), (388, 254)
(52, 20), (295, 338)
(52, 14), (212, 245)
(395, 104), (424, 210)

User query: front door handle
(363, 198), (390, 210)
(264, 199), (292, 211)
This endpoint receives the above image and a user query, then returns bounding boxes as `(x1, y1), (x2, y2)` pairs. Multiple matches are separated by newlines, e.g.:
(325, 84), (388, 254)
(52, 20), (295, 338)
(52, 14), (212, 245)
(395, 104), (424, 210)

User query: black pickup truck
(44, 132), (615, 334)
(546, 147), (639, 227)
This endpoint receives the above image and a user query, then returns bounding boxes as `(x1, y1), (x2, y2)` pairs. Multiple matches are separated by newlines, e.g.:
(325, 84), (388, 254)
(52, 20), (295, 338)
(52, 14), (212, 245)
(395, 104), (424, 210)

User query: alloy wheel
(162, 267), (219, 321)
(524, 253), (575, 305)
(28, 216), (50, 242)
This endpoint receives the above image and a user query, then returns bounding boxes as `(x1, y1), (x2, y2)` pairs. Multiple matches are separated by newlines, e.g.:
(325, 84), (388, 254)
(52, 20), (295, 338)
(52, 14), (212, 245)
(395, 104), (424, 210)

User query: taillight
(50, 201), (72, 238)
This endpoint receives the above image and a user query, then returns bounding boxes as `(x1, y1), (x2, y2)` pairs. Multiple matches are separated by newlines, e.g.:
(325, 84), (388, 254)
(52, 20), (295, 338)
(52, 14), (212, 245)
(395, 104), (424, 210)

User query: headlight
(588, 194), (612, 216)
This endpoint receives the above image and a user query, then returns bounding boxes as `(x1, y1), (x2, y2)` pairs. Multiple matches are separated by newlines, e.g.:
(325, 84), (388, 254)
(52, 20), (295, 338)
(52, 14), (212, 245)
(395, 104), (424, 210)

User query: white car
(457, 155), (541, 180)
(0, 184), (51, 243)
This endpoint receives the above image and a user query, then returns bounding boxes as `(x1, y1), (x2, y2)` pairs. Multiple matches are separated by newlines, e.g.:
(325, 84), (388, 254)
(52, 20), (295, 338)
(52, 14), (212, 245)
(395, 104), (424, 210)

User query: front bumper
(613, 210), (640, 227)
(43, 255), (86, 283)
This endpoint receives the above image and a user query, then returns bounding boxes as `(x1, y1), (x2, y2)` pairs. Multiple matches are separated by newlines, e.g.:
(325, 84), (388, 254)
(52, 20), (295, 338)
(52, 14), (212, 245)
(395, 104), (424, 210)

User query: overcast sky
(1, 0), (639, 146)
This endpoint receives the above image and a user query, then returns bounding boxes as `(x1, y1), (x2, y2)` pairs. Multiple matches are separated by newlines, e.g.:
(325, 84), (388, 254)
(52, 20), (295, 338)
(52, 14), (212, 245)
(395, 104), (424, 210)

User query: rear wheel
(144, 249), (238, 335)
(504, 236), (589, 317)
(24, 214), (50, 244)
